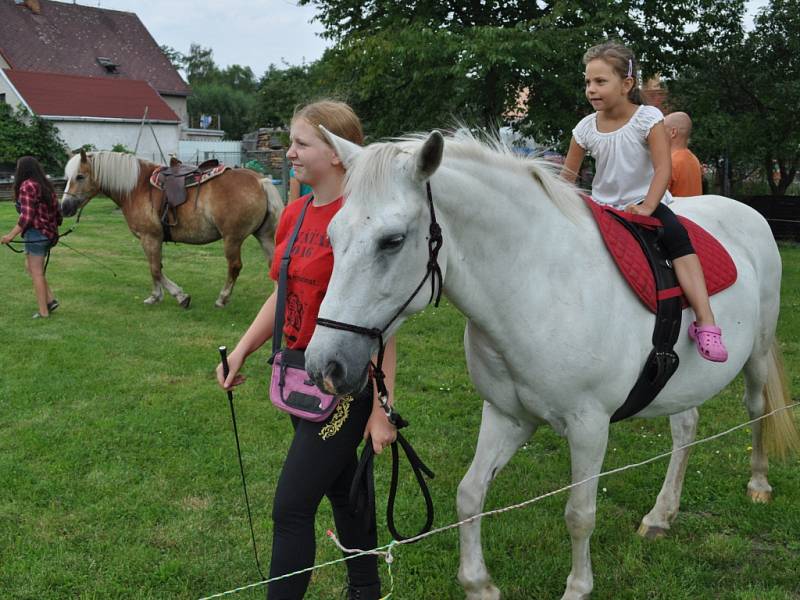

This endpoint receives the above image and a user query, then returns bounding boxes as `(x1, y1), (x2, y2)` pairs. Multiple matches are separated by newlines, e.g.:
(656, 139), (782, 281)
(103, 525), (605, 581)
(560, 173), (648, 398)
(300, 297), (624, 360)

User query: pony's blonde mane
(345, 129), (586, 222)
(65, 151), (141, 197)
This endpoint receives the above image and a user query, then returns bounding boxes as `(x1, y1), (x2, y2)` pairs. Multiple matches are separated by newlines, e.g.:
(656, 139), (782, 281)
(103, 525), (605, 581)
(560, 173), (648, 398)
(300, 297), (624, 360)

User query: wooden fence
(735, 196), (800, 242)
(0, 179), (67, 202)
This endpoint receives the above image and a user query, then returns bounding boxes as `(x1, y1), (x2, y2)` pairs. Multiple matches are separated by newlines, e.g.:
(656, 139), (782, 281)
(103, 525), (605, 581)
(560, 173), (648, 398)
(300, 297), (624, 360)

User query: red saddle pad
(584, 197), (737, 314)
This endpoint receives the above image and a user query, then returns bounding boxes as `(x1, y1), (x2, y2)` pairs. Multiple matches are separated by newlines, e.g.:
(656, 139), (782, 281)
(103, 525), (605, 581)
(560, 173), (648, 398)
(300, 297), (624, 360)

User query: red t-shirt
(270, 194), (343, 350)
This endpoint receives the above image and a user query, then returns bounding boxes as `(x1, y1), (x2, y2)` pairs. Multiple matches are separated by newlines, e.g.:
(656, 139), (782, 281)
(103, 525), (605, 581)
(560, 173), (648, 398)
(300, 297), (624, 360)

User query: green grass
(1, 197), (798, 599)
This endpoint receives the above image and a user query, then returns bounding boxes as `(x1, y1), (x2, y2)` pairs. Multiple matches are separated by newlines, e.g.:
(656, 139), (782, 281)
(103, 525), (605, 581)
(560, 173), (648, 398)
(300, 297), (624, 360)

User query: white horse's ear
(318, 125), (362, 169)
(412, 130), (444, 183)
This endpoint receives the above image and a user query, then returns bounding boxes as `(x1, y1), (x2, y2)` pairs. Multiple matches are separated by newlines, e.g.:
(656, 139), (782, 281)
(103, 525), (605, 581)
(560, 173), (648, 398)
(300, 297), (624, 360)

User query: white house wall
(0, 72), (29, 111)
(52, 120), (180, 161)
(162, 94), (188, 126)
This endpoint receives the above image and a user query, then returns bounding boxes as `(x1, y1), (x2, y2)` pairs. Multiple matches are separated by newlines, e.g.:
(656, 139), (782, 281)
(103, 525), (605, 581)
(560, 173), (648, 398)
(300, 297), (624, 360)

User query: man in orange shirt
(665, 112), (703, 197)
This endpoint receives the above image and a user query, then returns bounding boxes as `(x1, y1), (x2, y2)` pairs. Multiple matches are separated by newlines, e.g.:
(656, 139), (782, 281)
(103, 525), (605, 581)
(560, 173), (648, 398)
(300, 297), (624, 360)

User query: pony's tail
(762, 339), (800, 460)
(255, 178), (284, 257)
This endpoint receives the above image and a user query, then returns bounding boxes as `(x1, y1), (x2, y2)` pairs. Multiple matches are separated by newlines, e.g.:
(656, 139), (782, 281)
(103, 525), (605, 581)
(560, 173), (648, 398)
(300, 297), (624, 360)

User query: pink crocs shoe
(688, 322), (728, 362)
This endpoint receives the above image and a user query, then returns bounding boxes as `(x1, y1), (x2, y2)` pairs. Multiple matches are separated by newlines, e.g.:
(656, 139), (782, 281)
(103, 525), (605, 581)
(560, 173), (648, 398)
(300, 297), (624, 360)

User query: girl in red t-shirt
(216, 101), (395, 600)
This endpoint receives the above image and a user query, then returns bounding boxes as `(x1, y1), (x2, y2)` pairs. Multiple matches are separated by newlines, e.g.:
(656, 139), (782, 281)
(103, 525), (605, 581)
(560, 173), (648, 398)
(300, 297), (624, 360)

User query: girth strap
(608, 211), (683, 423)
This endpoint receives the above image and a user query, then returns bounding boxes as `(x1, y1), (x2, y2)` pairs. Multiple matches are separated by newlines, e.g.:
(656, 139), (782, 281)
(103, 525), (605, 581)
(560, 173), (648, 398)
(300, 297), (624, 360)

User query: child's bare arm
(561, 137), (586, 184)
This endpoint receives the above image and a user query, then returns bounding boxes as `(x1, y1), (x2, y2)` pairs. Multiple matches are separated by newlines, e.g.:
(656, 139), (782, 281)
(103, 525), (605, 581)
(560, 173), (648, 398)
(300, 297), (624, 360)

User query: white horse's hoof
(637, 522), (668, 539)
(143, 295), (162, 305)
(747, 487), (772, 503)
(178, 295), (191, 309)
(214, 297), (228, 308)
(561, 591), (591, 600)
(465, 584), (501, 600)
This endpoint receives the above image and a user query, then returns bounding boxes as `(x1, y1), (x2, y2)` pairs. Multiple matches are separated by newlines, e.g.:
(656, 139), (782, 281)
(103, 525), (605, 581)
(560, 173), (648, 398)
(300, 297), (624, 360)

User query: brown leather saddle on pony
(149, 157), (229, 241)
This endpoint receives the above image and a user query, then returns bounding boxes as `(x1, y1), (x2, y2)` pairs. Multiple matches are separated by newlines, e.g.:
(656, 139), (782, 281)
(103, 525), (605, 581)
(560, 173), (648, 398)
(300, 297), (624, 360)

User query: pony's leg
(562, 413), (609, 600)
(457, 401), (536, 600)
(140, 235), (164, 305)
(638, 408), (699, 538)
(160, 272), (191, 309)
(140, 235), (190, 308)
(215, 237), (244, 308)
(743, 354), (772, 503)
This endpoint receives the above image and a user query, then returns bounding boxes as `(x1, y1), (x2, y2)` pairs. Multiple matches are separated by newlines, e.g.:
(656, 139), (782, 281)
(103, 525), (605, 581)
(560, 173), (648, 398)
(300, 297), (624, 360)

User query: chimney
(17, 0), (42, 14)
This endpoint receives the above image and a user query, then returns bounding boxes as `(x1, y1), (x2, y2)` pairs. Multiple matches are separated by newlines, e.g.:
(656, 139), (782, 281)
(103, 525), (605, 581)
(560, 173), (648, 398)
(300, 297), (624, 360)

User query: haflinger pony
(61, 150), (283, 308)
(304, 129), (799, 599)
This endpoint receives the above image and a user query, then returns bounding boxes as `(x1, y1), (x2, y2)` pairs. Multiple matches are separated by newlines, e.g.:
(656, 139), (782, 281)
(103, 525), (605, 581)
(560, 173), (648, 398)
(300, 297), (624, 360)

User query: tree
(187, 83), (257, 140)
(176, 44), (261, 139)
(219, 64), (258, 94)
(669, 0), (799, 196)
(257, 63), (321, 128)
(300, 0), (741, 142)
(183, 43), (220, 86)
(0, 104), (69, 174)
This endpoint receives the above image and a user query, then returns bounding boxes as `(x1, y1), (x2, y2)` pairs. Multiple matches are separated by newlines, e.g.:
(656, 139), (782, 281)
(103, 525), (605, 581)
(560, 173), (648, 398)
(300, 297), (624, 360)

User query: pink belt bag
(269, 348), (339, 421)
(269, 195), (339, 422)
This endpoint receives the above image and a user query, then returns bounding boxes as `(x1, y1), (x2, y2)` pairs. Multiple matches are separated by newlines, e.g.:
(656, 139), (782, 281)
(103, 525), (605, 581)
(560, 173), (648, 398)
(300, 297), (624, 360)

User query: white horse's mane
(65, 151), (141, 197)
(346, 129), (586, 222)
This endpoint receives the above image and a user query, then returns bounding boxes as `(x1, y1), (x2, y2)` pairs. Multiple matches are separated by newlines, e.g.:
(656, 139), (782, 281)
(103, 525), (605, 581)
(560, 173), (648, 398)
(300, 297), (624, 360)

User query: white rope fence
(199, 402), (799, 600)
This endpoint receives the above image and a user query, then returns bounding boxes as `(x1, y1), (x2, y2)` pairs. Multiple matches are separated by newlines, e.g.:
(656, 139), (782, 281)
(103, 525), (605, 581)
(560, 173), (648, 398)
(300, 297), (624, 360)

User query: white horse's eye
(378, 234), (405, 251)
(75, 174), (85, 181)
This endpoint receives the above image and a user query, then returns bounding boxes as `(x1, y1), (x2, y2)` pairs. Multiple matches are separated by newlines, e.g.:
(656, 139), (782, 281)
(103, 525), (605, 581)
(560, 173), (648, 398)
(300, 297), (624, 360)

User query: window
(96, 57), (119, 74)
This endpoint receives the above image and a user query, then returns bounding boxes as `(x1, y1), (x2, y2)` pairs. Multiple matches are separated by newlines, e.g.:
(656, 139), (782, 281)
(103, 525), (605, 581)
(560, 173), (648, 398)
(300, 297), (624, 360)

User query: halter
(316, 180), (443, 426)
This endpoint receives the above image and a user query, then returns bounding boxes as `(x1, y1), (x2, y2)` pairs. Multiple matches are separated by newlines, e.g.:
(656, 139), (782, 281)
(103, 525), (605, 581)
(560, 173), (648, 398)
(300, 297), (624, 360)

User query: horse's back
(669, 195), (780, 278)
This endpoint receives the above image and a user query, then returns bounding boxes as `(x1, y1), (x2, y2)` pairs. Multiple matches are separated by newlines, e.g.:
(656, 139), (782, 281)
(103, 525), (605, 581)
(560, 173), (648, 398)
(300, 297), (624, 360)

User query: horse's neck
(436, 164), (601, 332)
(96, 159), (154, 205)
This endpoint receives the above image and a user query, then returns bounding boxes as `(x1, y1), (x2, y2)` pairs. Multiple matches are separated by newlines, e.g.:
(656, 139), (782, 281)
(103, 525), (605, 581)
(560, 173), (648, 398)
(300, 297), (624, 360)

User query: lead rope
(316, 181), (442, 542)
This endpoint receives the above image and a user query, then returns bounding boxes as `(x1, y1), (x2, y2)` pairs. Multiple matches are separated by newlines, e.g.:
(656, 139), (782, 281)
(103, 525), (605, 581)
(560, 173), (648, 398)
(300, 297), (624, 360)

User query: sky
(62, 0), (768, 80)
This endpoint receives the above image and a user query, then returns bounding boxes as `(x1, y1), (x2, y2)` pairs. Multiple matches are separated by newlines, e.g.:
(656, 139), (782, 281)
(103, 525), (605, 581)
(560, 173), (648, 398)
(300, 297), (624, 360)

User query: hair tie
(627, 59), (633, 78)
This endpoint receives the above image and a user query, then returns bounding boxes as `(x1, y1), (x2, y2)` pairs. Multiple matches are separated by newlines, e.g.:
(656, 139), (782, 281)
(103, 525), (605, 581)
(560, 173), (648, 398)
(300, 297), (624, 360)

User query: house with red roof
(0, 0), (192, 159)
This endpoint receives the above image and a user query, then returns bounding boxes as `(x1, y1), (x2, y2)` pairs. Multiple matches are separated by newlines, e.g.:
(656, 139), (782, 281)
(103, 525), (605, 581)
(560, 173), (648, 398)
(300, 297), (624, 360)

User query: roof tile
(0, 0), (189, 96)
(4, 69), (180, 121)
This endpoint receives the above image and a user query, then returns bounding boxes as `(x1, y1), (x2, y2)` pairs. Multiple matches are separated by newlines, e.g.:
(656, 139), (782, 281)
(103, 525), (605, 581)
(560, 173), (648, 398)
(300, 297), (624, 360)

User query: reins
(3, 206), (118, 278)
(316, 180), (442, 541)
(3, 205), (84, 274)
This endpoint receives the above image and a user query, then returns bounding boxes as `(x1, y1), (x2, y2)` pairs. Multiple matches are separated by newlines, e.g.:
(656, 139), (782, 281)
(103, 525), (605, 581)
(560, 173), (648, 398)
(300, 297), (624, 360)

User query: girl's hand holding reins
(1, 233), (13, 245)
(365, 403), (397, 455)
(216, 351), (247, 390)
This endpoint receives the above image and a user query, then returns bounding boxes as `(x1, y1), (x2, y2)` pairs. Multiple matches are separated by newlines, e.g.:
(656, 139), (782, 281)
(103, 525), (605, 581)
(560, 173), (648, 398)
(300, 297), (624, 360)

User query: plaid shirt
(15, 179), (62, 241)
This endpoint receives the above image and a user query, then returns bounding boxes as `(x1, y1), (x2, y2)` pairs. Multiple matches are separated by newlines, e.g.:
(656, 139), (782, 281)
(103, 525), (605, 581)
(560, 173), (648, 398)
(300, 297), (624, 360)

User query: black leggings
(652, 203), (695, 260)
(268, 384), (378, 599)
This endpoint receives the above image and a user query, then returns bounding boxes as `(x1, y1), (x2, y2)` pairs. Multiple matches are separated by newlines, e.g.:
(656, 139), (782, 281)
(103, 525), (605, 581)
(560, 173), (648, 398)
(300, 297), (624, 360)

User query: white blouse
(572, 104), (672, 208)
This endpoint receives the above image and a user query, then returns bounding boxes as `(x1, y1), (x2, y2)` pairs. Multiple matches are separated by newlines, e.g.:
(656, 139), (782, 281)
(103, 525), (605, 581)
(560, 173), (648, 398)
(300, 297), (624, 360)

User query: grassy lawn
(1, 197), (798, 600)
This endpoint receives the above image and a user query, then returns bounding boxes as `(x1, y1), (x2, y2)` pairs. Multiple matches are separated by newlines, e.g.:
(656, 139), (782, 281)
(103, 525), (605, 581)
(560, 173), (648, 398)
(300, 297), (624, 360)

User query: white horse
(304, 129), (799, 599)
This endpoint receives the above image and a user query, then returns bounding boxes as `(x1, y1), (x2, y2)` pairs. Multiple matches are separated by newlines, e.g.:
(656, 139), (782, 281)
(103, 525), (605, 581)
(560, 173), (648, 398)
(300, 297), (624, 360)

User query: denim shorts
(23, 228), (52, 256)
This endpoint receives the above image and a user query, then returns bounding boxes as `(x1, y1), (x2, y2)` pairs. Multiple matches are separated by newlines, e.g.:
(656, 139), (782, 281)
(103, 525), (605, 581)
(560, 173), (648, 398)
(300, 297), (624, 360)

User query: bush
(0, 103), (69, 174)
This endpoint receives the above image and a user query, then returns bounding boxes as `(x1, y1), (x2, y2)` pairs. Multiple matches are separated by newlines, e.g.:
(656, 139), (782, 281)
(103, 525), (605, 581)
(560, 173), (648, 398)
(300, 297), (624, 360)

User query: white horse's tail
(763, 339), (800, 460)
